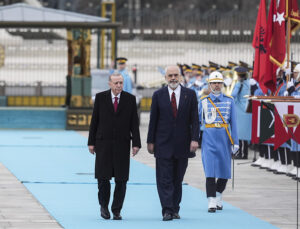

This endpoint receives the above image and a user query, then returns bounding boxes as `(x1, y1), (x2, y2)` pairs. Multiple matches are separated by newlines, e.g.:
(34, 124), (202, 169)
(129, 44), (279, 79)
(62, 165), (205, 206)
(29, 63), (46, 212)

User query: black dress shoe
(100, 207), (110, 220)
(216, 205), (223, 210)
(163, 213), (173, 221)
(208, 208), (216, 213)
(113, 212), (122, 220)
(173, 213), (180, 219)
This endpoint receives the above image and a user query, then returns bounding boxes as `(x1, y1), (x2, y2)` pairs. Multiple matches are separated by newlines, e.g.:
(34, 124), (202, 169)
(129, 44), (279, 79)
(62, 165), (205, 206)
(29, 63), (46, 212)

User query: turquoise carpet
(0, 130), (278, 229)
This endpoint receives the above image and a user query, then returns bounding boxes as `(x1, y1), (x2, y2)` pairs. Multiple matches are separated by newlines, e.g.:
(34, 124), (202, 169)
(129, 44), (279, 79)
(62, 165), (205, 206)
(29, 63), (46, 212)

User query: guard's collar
(209, 92), (223, 101)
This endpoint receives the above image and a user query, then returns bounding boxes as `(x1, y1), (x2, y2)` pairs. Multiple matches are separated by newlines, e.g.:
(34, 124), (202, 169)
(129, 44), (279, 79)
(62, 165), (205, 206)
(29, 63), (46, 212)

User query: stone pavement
(78, 113), (300, 229)
(0, 112), (299, 229)
(132, 113), (300, 229)
(0, 163), (61, 229)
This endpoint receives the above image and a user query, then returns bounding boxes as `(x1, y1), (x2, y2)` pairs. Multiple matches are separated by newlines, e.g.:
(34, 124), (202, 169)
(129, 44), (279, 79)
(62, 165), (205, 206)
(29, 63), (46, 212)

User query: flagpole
(286, 1), (298, 227)
(297, 151), (299, 229)
(286, 16), (291, 85)
(232, 157), (234, 190)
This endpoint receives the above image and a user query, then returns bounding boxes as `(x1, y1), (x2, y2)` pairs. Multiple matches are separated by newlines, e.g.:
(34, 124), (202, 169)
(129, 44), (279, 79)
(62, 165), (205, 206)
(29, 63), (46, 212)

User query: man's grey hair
(164, 65), (181, 76)
(109, 71), (123, 81)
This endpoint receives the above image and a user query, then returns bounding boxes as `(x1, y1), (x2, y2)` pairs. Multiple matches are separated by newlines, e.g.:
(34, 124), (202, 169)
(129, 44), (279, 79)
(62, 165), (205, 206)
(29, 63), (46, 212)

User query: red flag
(252, 0), (268, 93)
(251, 100), (274, 144)
(273, 102), (300, 149)
(270, 0), (286, 67)
(287, 0), (300, 32)
(274, 106), (291, 149)
(264, 0), (286, 93)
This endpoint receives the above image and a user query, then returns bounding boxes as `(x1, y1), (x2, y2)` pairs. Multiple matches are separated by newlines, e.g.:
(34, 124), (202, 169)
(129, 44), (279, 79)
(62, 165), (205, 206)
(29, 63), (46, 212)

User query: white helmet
(276, 67), (283, 76)
(294, 64), (300, 81)
(208, 71), (224, 83)
(294, 64), (300, 73)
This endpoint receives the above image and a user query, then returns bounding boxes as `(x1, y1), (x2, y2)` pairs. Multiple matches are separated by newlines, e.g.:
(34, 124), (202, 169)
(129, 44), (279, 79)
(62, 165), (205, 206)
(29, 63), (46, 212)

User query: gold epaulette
(200, 95), (209, 100)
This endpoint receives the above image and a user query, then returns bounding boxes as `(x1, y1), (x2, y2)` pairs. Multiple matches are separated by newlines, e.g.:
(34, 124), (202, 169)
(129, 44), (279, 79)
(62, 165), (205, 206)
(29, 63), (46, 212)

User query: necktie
(114, 97), (118, 112)
(171, 92), (177, 118)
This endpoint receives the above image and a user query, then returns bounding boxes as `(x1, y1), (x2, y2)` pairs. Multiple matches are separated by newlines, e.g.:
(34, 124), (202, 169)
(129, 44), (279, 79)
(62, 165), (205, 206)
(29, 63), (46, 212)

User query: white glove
(285, 68), (291, 75)
(249, 78), (257, 86)
(224, 78), (232, 87)
(194, 80), (204, 87)
(287, 80), (294, 89)
(232, 144), (239, 155)
(283, 91), (289, 96)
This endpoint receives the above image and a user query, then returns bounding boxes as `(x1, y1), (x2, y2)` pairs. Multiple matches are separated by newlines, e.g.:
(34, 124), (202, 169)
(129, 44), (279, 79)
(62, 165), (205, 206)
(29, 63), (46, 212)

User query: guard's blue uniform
(254, 84), (272, 96)
(109, 69), (133, 93)
(199, 93), (238, 179)
(188, 79), (208, 102)
(291, 140), (300, 151)
(231, 79), (252, 140)
(291, 89), (300, 152)
(275, 79), (286, 96)
(202, 74), (209, 83)
(292, 85), (300, 96)
(186, 77), (196, 88)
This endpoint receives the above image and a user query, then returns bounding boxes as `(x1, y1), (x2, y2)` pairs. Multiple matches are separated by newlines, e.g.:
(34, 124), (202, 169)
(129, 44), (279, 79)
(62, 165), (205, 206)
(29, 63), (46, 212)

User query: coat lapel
(163, 87), (174, 118)
(116, 91), (126, 114)
(177, 85), (187, 118)
(105, 90), (115, 114)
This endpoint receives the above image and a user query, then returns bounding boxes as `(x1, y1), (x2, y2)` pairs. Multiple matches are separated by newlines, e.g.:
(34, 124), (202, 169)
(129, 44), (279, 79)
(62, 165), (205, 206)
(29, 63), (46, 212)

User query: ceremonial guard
(199, 71), (239, 213)
(201, 65), (210, 82)
(287, 63), (300, 96)
(186, 64), (198, 88)
(252, 81), (280, 171)
(274, 67), (287, 96)
(274, 67), (294, 174)
(183, 64), (192, 87)
(283, 64), (300, 178)
(231, 66), (252, 159)
(190, 68), (207, 102)
(252, 67), (294, 175)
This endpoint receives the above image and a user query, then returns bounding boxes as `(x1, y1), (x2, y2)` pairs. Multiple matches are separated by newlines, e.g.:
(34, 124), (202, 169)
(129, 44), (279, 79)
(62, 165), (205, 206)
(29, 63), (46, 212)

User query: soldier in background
(183, 64), (192, 87)
(231, 66), (251, 159)
(201, 65), (210, 82)
(189, 68), (207, 102)
(287, 63), (300, 96)
(186, 64), (199, 88)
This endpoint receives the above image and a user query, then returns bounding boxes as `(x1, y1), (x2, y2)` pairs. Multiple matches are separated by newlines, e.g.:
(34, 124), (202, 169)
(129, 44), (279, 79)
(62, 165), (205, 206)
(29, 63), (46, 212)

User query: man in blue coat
(199, 71), (239, 213)
(231, 66), (252, 159)
(147, 65), (199, 221)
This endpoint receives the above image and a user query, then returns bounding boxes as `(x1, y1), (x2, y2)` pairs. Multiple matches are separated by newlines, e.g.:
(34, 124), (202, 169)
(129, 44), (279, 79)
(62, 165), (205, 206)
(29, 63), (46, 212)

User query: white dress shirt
(111, 91), (121, 104)
(168, 85), (181, 109)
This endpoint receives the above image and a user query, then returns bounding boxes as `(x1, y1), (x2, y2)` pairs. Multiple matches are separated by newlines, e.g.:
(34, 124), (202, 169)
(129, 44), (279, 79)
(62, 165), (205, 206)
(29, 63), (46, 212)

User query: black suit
(147, 86), (199, 215)
(88, 89), (141, 214)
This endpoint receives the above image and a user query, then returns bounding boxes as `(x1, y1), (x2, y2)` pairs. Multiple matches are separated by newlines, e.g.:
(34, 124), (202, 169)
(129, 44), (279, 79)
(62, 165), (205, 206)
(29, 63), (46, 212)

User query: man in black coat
(147, 65), (199, 221)
(88, 73), (141, 220)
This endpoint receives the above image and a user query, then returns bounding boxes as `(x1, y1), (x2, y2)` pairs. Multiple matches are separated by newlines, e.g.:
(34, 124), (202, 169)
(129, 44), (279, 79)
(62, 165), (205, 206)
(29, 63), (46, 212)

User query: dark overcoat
(88, 90), (141, 181)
